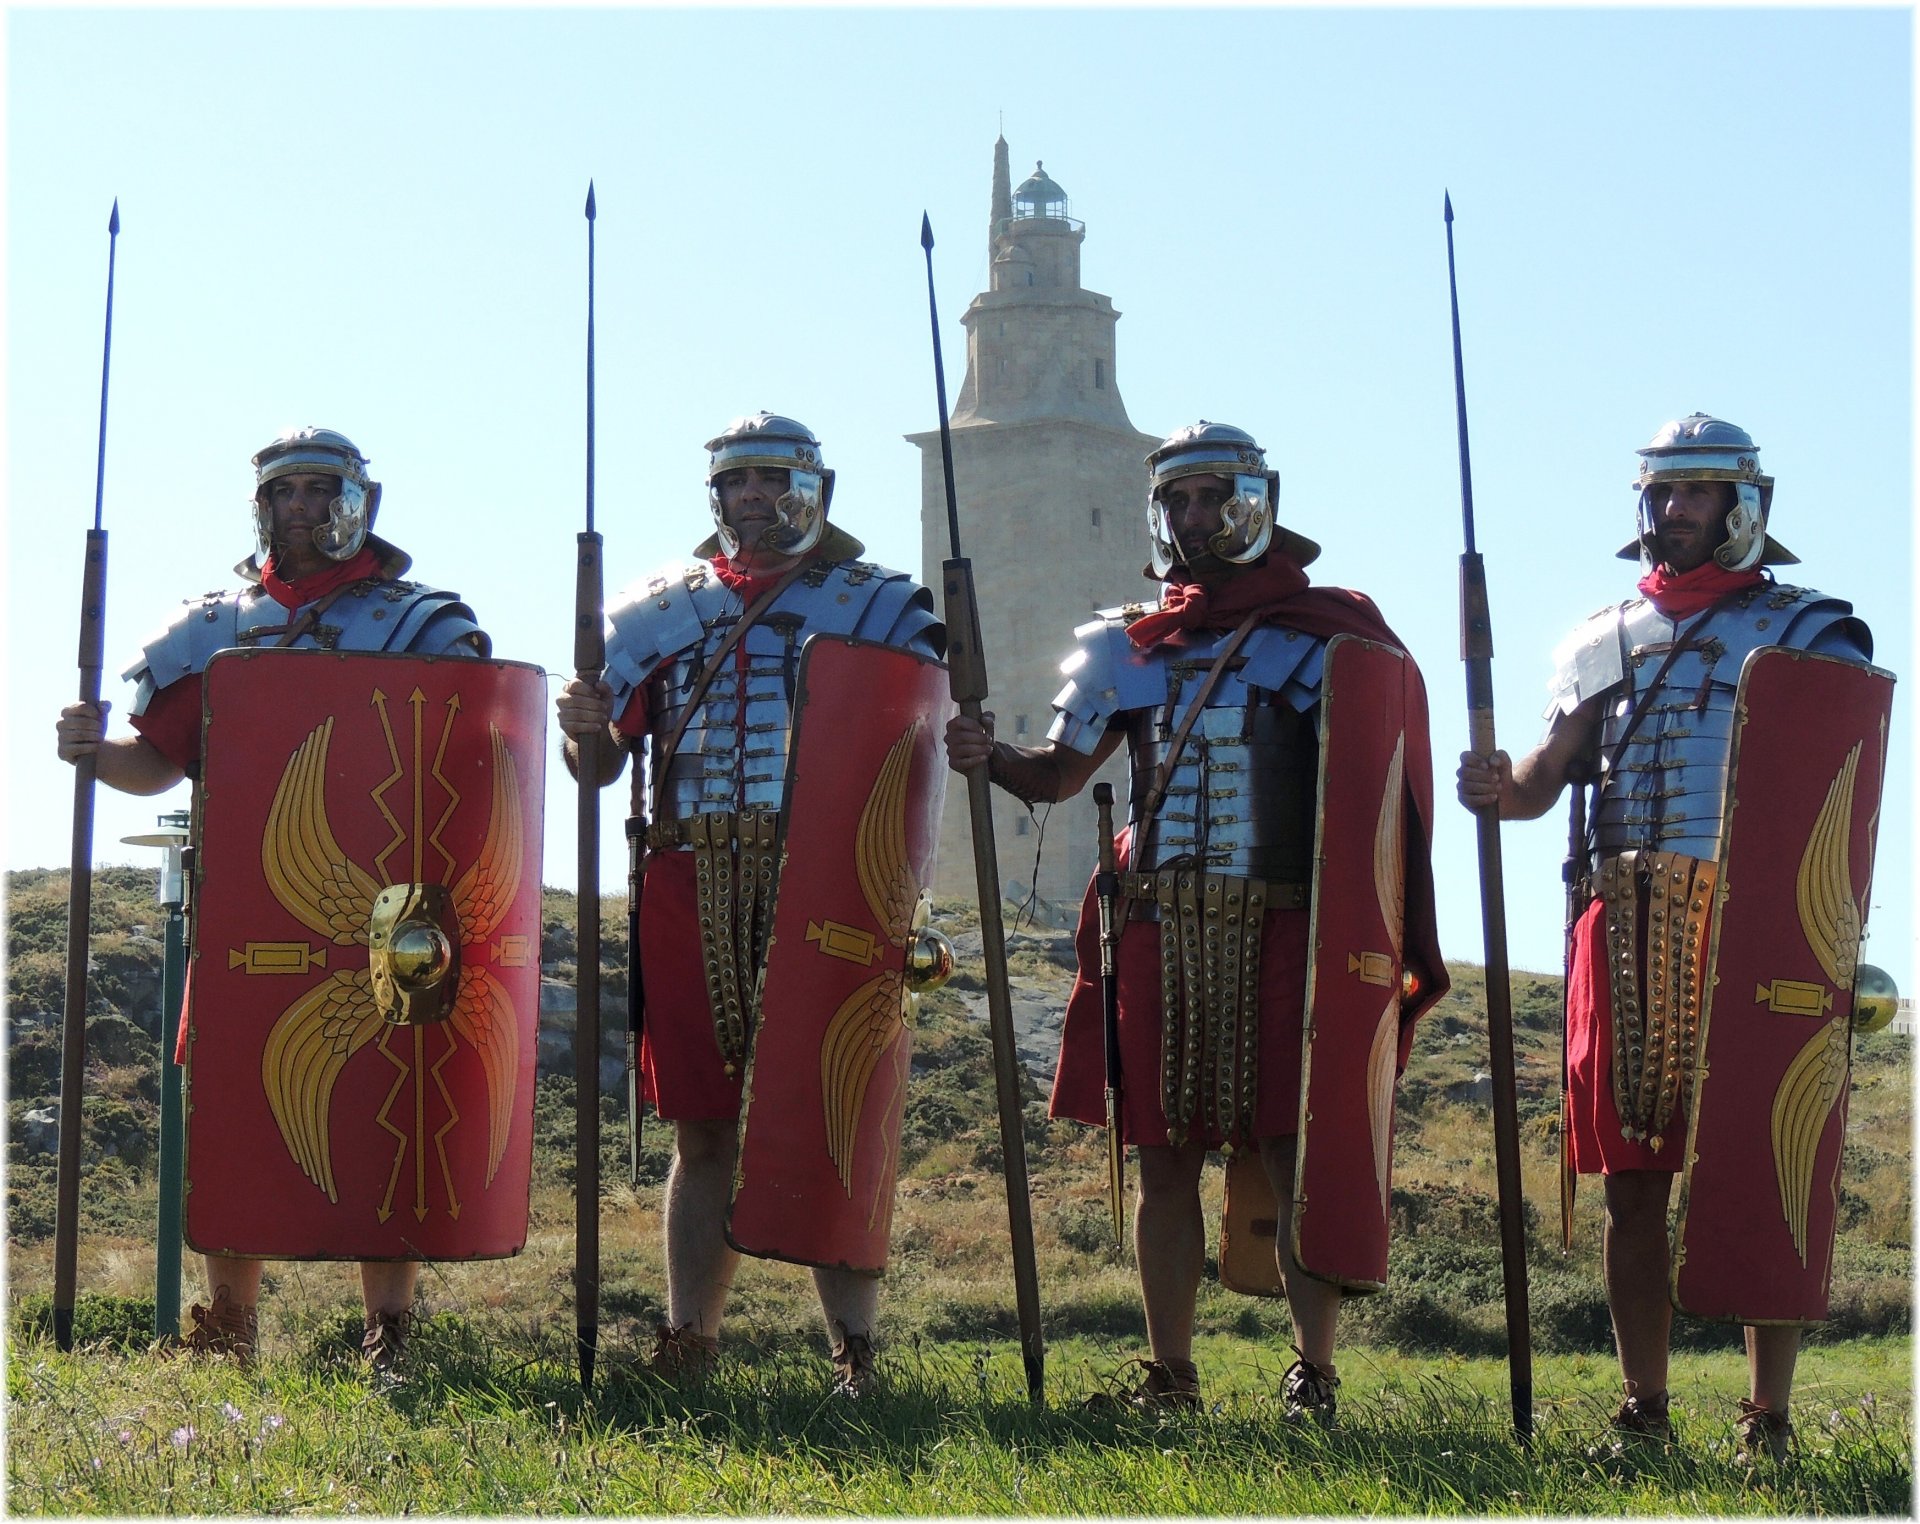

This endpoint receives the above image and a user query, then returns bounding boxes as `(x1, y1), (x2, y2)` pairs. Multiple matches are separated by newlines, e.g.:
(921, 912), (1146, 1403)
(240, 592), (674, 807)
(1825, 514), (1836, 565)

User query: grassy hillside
(7, 869), (1910, 1358)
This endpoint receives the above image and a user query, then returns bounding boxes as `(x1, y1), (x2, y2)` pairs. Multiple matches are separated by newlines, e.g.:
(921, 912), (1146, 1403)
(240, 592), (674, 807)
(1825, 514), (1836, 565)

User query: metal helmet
(1144, 421), (1318, 579)
(703, 413), (835, 559)
(248, 427), (382, 571)
(1621, 412), (1795, 571)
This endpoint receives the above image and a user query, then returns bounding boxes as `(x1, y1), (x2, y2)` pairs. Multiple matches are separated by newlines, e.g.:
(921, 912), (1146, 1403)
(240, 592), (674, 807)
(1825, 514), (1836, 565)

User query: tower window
(1014, 713), (1030, 737)
(997, 357), (1006, 379)
(1015, 816), (1031, 837)
(1094, 359), (1106, 390)
(1026, 270), (1034, 286)
(1090, 507), (1102, 529)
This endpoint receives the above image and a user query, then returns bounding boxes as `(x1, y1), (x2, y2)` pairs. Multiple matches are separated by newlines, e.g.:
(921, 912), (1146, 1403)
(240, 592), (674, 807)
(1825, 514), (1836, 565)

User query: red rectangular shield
(728, 638), (952, 1272)
(1291, 636), (1414, 1291)
(185, 649), (547, 1260)
(1672, 649), (1894, 1323)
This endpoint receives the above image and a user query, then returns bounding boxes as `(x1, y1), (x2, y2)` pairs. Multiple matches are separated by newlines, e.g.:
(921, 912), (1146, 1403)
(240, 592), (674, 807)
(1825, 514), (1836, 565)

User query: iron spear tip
(109, 199), (120, 234)
(1444, 191), (1453, 223)
(585, 182), (596, 219)
(920, 212), (934, 251)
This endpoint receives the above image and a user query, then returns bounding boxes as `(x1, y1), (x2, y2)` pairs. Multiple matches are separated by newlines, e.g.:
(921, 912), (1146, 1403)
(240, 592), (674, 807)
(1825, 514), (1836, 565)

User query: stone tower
(909, 139), (1160, 913)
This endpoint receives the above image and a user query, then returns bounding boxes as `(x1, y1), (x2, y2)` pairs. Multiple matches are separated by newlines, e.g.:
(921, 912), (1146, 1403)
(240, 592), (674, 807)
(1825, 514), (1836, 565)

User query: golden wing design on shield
(821, 971), (908, 1193)
(822, 721), (925, 1192)
(452, 726), (523, 949)
(1365, 994), (1398, 1216)
(855, 722), (925, 948)
(1770, 1015), (1849, 1265)
(1795, 742), (1864, 991)
(1373, 731), (1407, 957)
(1364, 730), (1408, 1201)
(261, 969), (385, 1201)
(263, 717), (381, 944)
(449, 965), (518, 1184)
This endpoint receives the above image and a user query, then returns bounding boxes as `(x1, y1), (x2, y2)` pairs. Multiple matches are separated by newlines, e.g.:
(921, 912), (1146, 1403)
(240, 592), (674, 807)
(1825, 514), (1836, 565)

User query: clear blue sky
(8, 6), (1912, 995)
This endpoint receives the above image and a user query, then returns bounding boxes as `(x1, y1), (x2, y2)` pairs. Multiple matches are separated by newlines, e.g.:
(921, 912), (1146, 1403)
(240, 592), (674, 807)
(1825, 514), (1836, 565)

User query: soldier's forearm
(1502, 753), (1568, 821)
(562, 728), (630, 788)
(92, 735), (186, 796)
(986, 741), (1067, 806)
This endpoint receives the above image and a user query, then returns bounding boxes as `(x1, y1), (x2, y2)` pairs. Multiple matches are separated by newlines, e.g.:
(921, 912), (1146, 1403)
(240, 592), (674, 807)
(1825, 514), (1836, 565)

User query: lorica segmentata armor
(606, 558), (941, 821)
(1051, 609), (1325, 878)
(606, 555), (942, 1060)
(1545, 581), (1870, 868)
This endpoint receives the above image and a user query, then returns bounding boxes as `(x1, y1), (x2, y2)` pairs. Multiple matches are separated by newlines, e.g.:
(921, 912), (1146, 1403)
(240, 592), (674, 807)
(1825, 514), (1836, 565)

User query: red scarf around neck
(1126, 555), (1404, 652)
(711, 548), (822, 601)
(1636, 560), (1764, 620)
(259, 546), (383, 611)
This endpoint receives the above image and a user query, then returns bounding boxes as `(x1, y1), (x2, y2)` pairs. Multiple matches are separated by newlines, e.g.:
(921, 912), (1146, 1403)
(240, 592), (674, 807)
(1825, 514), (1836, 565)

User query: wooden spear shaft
(1446, 191), (1533, 1443)
(574, 181), (603, 1392)
(54, 200), (120, 1354)
(922, 214), (1045, 1405)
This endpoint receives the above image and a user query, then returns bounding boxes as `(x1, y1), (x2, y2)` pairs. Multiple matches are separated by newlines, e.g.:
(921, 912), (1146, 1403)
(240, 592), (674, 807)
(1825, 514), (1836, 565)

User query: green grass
(8, 875), (1913, 1513)
(6, 1323), (1910, 1515)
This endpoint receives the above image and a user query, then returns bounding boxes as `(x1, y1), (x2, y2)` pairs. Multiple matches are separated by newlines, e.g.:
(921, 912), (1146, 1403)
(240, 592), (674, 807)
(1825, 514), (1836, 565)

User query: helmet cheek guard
(1146, 471), (1275, 577)
(1208, 472), (1276, 565)
(761, 469), (830, 555)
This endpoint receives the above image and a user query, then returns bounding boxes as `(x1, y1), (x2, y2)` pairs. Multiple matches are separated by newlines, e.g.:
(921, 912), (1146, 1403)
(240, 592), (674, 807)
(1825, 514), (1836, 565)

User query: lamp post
(121, 810), (189, 1337)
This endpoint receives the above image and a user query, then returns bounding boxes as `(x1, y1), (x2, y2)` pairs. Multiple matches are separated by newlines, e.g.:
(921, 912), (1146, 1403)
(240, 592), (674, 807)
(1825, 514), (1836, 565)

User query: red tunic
(613, 632), (754, 1121)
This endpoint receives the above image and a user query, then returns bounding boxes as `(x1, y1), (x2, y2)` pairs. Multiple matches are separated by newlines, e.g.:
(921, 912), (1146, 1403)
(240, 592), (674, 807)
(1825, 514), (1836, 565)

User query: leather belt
(1118, 870), (1307, 912)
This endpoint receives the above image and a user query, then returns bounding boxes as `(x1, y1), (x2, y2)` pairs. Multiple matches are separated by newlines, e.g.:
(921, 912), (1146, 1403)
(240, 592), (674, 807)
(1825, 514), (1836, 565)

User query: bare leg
(1134, 1141), (1208, 1364)
(814, 1267), (880, 1346)
(1259, 1135), (1341, 1371)
(664, 1117), (740, 1339)
(359, 1261), (419, 1318)
(1747, 1323), (1801, 1413)
(1602, 1171), (1675, 1396)
(202, 1254), (264, 1308)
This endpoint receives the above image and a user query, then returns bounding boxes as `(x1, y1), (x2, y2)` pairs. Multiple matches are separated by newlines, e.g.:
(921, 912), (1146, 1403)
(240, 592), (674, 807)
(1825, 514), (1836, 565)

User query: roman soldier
(1457, 413), (1892, 1459)
(55, 427), (500, 1374)
(557, 413), (947, 1397)
(947, 421), (1447, 1421)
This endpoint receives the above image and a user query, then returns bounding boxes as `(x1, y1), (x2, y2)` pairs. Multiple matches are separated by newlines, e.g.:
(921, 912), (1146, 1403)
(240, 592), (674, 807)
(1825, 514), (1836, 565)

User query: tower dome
(1012, 162), (1070, 221)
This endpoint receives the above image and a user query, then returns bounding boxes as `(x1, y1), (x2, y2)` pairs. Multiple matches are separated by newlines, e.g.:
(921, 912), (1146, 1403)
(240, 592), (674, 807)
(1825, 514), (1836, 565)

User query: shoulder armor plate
(121, 578), (486, 715)
(1545, 603), (1629, 719)
(604, 562), (720, 711)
